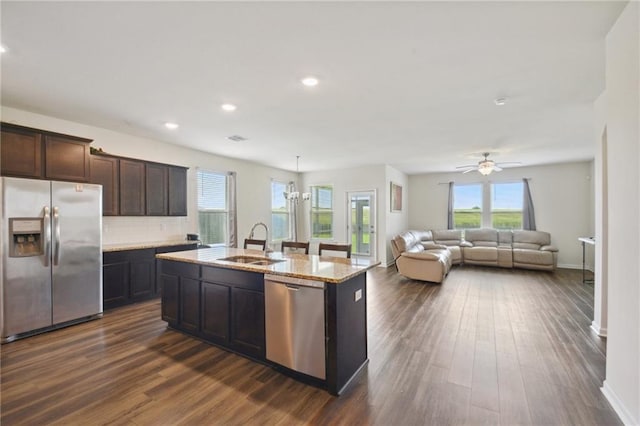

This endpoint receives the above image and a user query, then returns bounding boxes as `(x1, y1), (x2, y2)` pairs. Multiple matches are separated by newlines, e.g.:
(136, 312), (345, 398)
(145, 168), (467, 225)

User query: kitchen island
(156, 247), (379, 395)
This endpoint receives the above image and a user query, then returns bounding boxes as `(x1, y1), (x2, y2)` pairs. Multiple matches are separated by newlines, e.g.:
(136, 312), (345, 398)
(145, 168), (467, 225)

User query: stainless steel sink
(219, 256), (285, 266)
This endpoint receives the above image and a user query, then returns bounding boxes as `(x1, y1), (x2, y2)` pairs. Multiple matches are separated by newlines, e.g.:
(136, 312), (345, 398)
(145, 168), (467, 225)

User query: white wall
(601, 2), (640, 425)
(592, 93), (609, 337)
(299, 164), (391, 263)
(385, 165), (409, 265)
(408, 161), (594, 268)
(1, 106), (298, 246)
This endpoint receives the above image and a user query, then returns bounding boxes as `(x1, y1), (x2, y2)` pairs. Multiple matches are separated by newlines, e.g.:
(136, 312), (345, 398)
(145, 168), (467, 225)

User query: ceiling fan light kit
(456, 152), (518, 176)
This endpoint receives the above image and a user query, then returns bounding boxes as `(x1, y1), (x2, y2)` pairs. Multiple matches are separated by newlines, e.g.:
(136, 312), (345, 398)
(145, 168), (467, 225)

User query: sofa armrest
(540, 245), (558, 252)
(401, 251), (440, 261)
(460, 241), (473, 247)
(422, 242), (447, 250)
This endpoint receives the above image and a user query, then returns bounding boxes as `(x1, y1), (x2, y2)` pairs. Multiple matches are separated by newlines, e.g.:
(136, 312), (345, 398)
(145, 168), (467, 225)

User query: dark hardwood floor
(1, 266), (621, 425)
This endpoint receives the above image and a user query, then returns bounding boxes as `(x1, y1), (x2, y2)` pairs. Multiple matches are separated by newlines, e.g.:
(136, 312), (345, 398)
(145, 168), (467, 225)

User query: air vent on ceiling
(226, 135), (247, 142)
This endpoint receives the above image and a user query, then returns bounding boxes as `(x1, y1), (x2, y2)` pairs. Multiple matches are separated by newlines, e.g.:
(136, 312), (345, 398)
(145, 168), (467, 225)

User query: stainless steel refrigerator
(1, 177), (102, 343)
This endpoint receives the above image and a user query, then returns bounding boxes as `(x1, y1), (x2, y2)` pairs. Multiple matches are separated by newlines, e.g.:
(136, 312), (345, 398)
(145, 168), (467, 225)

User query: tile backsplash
(102, 216), (192, 245)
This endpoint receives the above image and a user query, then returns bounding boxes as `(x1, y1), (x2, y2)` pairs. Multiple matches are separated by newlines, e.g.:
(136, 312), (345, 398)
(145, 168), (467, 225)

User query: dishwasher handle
(264, 274), (325, 289)
(286, 285), (300, 291)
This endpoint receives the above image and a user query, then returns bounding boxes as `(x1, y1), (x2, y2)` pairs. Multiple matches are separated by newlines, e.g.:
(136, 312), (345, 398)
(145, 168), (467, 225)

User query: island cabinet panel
(159, 261), (199, 326)
(146, 163), (168, 216)
(168, 166), (187, 216)
(231, 288), (265, 358)
(180, 277), (201, 332)
(1, 126), (43, 178)
(326, 273), (368, 395)
(90, 155), (119, 216)
(161, 274), (180, 325)
(201, 282), (230, 342)
(119, 159), (146, 216)
(44, 135), (91, 182)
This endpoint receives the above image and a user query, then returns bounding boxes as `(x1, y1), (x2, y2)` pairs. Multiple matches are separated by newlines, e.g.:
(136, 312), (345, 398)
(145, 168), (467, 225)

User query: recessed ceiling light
(494, 97), (507, 106)
(221, 103), (237, 111)
(301, 77), (319, 87)
(164, 122), (179, 130)
(0, 45), (7, 54)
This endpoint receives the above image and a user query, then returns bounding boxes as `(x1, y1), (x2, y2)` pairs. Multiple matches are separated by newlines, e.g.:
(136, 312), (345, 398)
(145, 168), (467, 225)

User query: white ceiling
(0, 1), (627, 174)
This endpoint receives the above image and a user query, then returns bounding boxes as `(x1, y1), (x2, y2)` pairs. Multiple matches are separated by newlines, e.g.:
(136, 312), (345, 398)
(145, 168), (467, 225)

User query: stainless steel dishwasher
(264, 273), (326, 380)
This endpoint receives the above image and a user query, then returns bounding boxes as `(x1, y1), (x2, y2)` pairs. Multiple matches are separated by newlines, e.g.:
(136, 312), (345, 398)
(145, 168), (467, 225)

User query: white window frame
(197, 169), (229, 246)
(490, 181), (524, 230)
(310, 184), (334, 241)
(453, 183), (483, 230)
(271, 180), (291, 242)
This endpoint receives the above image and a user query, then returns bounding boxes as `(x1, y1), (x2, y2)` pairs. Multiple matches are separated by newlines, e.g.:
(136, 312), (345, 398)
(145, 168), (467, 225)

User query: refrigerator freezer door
(1, 177), (53, 338)
(51, 181), (102, 324)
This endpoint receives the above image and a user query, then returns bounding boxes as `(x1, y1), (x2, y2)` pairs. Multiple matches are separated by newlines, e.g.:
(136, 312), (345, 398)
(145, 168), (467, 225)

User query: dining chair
(244, 238), (267, 250)
(281, 241), (310, 255)
(318, 243), (352, 258)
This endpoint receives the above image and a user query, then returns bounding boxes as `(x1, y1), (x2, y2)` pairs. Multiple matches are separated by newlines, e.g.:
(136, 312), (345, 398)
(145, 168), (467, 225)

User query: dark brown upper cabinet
(89, 153), (187, 217)
(146, 163), (168, 216)
(1, 123), (92, 182)
(89, 155), (119, 216)
(168, 166), (187, 216)
(119, 159), (146, 216)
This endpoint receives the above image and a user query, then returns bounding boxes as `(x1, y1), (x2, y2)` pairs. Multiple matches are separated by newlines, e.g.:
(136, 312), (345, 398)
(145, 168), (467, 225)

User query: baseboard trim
(601, 380), (637, 426)
(590, 322), (607, 337)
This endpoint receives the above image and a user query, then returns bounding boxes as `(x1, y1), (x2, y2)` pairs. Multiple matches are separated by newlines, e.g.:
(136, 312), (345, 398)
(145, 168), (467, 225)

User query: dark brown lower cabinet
(103, 243), (196, 310)
(159, 261), (265, 359)
(158, 258), (370, 396)
(103, 258), (129, 309)
(179, 278), (200, 332)
(201, 282), (230, 343)
(231, 287), (265, 358)
(161, 274), (179, 325)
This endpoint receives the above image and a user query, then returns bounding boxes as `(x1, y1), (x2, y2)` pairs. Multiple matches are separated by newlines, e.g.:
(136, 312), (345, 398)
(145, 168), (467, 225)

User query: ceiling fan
(455, 152), (521, 175)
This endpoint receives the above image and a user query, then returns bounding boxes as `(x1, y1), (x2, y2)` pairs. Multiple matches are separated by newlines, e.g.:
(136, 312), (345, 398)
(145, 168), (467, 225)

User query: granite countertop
(156, 247), (380, 284)
(103, 240), (198, 252)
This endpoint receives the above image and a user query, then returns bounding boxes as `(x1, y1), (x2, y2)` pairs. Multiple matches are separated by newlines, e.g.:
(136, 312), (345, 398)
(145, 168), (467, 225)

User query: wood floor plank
(0, 266), (622, 425)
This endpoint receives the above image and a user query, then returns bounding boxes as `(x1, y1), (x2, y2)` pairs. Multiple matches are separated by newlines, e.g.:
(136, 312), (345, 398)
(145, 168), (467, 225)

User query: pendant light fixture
(283, 156), (310, 202)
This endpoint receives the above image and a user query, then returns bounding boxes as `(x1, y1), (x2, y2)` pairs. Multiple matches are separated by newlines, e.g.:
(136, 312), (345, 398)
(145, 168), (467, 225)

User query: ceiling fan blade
(495, 161), (522, 167)
(493, 166), (503, 172)
(455, 164), (476, 169)
(462, 168), (476, 174)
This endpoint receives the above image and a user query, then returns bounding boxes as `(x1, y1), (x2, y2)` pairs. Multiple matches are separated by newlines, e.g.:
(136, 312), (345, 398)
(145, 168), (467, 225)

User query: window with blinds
(310, 185), (333, 239)
(271, 181), (290, 241)
(197, 170), (228, 245)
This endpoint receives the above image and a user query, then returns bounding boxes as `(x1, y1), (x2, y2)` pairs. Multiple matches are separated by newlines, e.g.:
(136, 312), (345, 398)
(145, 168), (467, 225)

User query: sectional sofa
(390, 228), (558, 283)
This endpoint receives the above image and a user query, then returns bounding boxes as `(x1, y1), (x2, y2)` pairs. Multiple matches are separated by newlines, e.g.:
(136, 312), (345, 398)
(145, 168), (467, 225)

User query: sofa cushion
(432, 229), (462, 245)
(512, 248), (554, 265)
(464, 246), (498, 262)
(512, 230), (551, 250)
(465, 229), (498, 245)
(410, 230), (433, 242)
(498, 230), (513, 246)
(391, 232), (421, 258)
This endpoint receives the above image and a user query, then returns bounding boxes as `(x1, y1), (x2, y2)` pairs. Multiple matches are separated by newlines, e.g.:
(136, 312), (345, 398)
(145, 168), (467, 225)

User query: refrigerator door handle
(43, 206), (51, 267)
(53, 206), (61, 266)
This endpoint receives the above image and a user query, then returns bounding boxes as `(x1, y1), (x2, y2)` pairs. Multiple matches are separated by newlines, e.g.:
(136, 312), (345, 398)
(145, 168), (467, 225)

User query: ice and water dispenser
(9, 218), (44, 257)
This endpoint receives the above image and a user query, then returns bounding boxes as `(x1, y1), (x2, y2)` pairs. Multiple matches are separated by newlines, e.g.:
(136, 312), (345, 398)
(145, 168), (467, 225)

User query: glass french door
(347, 191), (376, 261)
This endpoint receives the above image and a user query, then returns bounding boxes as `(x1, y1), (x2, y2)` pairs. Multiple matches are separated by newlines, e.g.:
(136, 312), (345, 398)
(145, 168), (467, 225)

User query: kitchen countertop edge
(156, 248), (380, 284)
(103, 240), (198, 252)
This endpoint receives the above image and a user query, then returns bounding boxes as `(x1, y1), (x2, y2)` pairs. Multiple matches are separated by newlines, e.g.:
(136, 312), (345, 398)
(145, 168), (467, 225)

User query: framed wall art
(390, 182), (402, 212)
